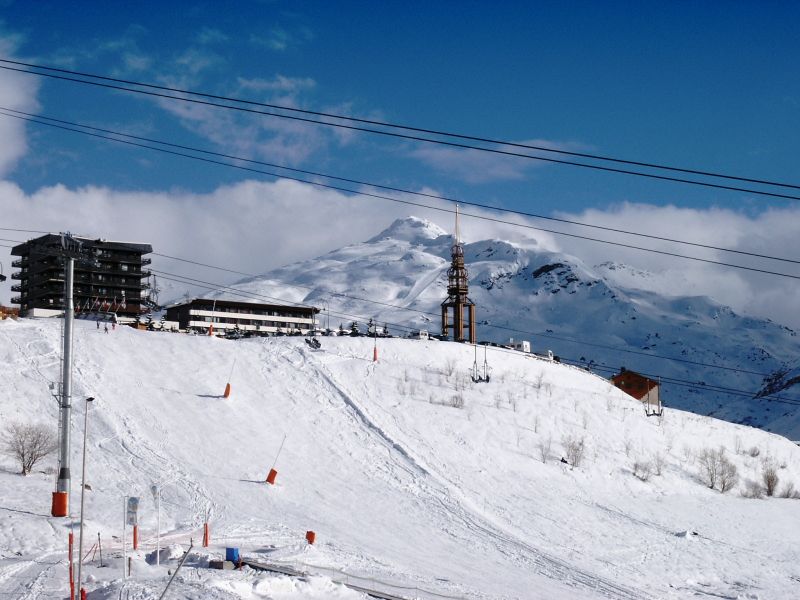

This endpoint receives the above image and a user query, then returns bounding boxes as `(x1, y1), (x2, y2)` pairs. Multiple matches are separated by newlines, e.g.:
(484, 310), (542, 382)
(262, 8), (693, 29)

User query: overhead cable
(1, 60), (800, 201)
(2, 106), (798, 266)
(2, 109), (799, 281)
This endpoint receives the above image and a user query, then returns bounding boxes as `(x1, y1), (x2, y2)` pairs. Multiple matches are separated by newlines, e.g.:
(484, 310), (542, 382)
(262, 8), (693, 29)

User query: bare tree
(3, 422), (58, 476)
(718, 458), (738, 493)
(563, 435), (585, 468)
(652, 452), (665, 476)
(537, 435), (552, 464)
(632, 460), (652, 482)
(762, 464), (779, 497)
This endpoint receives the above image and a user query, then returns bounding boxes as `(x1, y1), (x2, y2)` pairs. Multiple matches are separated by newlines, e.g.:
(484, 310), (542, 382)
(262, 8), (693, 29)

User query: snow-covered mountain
(223, 217), (800, 439)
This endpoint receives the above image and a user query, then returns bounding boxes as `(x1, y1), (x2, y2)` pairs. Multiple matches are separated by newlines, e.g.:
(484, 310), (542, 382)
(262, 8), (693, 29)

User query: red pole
(203, 522), (210, 547)
(68, 532), (74, 600)
(266, 468), (278, 485)
(132, 525), (138, 550)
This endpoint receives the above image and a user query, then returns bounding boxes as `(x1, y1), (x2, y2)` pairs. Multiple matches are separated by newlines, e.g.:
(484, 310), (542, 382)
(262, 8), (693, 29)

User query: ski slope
(226, 216), (800, 439)
(1, 317), (799, 599)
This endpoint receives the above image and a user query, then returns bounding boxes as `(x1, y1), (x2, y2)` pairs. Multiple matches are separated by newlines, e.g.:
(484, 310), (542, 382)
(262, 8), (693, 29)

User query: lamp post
(321, 300), (330, 333)
(150, 484), (161, 566)
(209, 298), (217, 336)
(75, 396), (95, 600)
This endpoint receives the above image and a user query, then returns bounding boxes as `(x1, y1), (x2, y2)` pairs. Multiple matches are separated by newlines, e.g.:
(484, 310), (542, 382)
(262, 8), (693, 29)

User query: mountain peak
(368, 216), (448, 244)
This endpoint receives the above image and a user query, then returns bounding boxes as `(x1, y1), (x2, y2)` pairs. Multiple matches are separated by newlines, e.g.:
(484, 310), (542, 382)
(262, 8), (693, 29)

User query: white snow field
(1, 317), (799, 599)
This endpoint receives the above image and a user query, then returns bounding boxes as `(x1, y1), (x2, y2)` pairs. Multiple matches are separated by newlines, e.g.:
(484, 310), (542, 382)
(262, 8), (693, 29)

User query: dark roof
(12, 234), (152, 256)
(610, 369), (659, 400)
(169, 298), (320, 314)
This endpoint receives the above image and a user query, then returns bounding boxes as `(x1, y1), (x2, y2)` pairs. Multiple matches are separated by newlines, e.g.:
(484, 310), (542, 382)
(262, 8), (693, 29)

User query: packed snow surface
(1, 317), (800, 599)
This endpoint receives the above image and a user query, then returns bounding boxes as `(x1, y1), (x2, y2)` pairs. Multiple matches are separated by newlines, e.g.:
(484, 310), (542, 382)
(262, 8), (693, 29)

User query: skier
(104, 323), (108, 334)
(112, 322), (116, 331)
(96, 321), (100, 330)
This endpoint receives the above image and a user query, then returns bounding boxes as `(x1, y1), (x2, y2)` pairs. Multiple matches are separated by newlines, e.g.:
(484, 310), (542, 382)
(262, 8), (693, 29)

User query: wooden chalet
(610, 368), (662, 415)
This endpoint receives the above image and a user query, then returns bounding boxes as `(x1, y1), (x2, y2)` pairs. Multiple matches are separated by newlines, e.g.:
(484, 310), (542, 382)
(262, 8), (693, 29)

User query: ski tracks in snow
(302, 347), (650, 600)
(0, 552), (65, 600)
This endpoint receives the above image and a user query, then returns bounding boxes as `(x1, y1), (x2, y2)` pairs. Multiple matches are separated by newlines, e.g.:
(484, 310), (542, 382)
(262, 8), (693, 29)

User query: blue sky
(1, 1), (800, 324)
(3, 1), (799, 210)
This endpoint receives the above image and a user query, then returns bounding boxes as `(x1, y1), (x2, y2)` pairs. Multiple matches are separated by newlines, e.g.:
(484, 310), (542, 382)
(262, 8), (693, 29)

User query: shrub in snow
(652, 452), (665, 476)
(623, 437), (633, 458)
(748, 446), (761, 458)
(778, 482), (800, 499)
(2, 421), (58, 476)
(632, 460), (652, 482)
(697, 447), (738, 492)
(449, 393), (464, 409)
(562, 435), (585, 468)
(537, 435), (552, 464)
(741, 480), (765, 499)
(719, 458), (739, 493)
(762, 464), (780, 497)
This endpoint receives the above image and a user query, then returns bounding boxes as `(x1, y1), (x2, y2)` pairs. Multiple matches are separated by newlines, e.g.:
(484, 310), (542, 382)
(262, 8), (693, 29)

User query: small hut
(610, 368), (662, 416)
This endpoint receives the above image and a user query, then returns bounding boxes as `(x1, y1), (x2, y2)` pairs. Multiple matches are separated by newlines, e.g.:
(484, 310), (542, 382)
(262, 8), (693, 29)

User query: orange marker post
(266, 468), (278, 485)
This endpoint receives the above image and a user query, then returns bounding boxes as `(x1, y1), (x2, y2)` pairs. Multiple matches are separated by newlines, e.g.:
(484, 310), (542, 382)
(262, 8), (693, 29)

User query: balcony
(142, 257), (152, 265)
(11, 258), (27, 268)
(10, 284), (22, 292)
(11, 297), (21, 304)
(11, 272), (24, 280)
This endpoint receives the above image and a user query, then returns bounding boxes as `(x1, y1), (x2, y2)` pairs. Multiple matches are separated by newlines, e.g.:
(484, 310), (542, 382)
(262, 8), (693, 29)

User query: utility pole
(75, 396), (95, 599)
(39, 233), (98, 518)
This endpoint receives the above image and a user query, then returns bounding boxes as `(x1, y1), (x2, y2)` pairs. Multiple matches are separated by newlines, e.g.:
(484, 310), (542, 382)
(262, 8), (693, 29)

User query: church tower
(441, 205), (476, 343)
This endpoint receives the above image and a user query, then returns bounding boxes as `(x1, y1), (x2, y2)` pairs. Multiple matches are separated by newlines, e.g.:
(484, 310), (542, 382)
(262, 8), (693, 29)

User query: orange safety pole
(68, 531), (74, 600)
(266, 468), (278, 484)
(203, 522), (210, 547)
(223, 359), (236, 398)
(305, 530), (316, 545)
(132, 525), (138, 550)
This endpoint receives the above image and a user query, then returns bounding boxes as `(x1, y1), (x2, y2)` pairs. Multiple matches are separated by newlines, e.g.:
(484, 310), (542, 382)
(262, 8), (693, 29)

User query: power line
(2, 57), (798, 192)
(3, 109), (800, 282)
(0, 226), (49, 234)
(150, 258), (771, 379)
(3, 61), (800, 202)
(5, 226), (796, 403)
(153, 267), (800, 408)
(3, 106), (799, 267)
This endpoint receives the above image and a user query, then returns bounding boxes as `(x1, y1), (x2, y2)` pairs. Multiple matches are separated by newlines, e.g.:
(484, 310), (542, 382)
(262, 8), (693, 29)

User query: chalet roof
(610, 369), (659, 400)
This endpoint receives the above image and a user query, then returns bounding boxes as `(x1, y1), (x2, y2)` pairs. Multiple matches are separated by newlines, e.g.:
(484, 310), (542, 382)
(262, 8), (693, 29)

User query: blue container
(226, 547), (240, 562)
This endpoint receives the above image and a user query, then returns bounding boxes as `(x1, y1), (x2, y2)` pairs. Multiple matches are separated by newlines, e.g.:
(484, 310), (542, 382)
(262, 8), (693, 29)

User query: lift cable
(2, 61), (800, 201)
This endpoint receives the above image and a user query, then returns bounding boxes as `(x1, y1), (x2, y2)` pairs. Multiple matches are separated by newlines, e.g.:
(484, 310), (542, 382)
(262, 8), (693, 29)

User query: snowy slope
(2, 317), (800, 599)
(221, 217), (800, 439)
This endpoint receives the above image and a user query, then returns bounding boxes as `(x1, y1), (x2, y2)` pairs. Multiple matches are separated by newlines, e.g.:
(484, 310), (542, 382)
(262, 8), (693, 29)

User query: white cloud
(0, 179), (443, 305)
(3, 172), (797, 332)
(551, 202), (800, 328)
(410, 139), (587, 184)
(156, 70), (347, 166)
(235, 75), (316, 94)
(0, 35), (40, 176)
(196, 27), (228, 45)
(249, 27), (313, 52)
